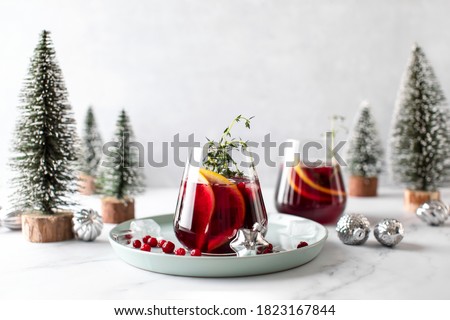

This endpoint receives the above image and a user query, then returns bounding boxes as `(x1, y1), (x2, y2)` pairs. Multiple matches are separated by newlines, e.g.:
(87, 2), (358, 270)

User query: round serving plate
(109, 213), (327, 277)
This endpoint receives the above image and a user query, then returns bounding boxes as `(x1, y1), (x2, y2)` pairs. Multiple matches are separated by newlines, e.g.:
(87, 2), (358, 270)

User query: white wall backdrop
(1, 0), (450, 188)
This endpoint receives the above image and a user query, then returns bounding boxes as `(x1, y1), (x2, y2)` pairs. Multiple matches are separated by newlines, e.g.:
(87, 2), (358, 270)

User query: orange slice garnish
(198, 168), (246, 252)
(199, 168), (234, 185)
(190, 171), (215, 250)
(293, 164), (346, 196)
(287, 167), (330, 201)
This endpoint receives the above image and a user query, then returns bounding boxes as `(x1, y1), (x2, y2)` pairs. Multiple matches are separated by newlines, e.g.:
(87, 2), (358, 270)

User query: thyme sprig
(327, 114), (347, 171)
(204, 115), (254, 178)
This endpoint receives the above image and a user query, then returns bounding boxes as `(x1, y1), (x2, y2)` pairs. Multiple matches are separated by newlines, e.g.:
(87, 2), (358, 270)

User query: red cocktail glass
(275, 140), (346, 224)
(174, 148), (268, 254)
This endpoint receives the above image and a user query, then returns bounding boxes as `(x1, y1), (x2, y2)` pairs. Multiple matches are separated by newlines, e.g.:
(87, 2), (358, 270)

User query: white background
(1, 0), (450, 188)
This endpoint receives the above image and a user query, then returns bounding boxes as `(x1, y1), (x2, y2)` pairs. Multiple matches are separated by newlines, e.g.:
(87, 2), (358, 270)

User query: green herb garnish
(204, 115), (254, 178)
(327, 114), (347, 161)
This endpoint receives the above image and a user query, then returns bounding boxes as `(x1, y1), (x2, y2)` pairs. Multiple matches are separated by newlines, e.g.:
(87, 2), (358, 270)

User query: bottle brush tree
(10, 30), (78, 242)
(78, 106), (103, 195)
(98, 109), (145, 223)
(389, 43), (450, 211)
(346, 101), (383, 197)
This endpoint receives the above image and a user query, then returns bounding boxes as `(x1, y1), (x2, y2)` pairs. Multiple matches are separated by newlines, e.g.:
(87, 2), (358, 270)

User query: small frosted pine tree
(390, 43), (450, 192)
(79, 106), (103, 177)
(346, 101), (383, 178)
(10, 30), (78, 214)
(98, 110), (145, 199)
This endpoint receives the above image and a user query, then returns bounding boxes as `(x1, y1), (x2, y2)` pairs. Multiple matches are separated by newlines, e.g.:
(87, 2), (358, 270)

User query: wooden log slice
(78, 173), (96, 195)
(101, 197), (135, 224)
(404, 189), (440, 212)
(348, 176), (378, 197)
(22, 211), (74, 243)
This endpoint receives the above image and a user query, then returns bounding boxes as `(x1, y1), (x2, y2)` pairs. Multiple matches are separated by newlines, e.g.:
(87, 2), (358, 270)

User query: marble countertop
(1, 187), (449, 300)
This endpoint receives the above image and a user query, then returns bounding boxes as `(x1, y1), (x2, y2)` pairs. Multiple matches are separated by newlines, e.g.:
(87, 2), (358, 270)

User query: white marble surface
(1, 187), (449, 300)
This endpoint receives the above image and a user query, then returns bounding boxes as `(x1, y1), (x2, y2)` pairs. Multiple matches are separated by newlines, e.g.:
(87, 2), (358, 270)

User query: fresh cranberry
(263, 244), (274, 254)
(162, 241), (175, 254)
(142, 235), (151, 244)
(237, 182), (246, 189)
(174, 248), (186, 256)
(190, 249), (202, 256)
(148, 237), (158, 247)
(132, 240), (141, 248)
(125, 234), (133, 240)
(257, 243), (273, 254)
(158, 239), (167, 248)
(297, 241), (309, 249)
(141, 243), (151, 252)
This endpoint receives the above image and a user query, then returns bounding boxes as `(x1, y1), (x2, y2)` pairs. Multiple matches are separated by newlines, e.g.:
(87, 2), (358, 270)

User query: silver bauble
(336, 213), (371, 245)
(416, 200), (449, 226)
(73, 208), (103, 241)
(0, 209), (23, 231)
(374, 219), (404, 247)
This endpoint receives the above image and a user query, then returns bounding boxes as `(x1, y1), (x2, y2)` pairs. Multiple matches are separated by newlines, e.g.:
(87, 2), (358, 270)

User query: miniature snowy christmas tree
(78, 106), (103, 195)
(390, 43), (450, 212)
(98, 109), (145, 223)
(10, 30), (78, 242)
(346, 101), (383, 197)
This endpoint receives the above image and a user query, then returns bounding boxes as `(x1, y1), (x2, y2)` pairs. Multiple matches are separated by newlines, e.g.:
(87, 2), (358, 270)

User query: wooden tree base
(349, 176), (378, 197)
(22, 211), (74, 243)
(79, 173), (96, 195)
(101, 197), (135, 224)
(404, 189), (440, 212)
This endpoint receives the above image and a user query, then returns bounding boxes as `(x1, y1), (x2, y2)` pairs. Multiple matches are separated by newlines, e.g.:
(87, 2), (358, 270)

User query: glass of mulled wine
(275, 140), (346, 224)
(174, 147), (268, 254)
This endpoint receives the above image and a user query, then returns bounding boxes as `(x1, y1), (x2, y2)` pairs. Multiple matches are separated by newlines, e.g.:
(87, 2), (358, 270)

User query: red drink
(275, 164), (346, 224)
(174, 169), (267, 254)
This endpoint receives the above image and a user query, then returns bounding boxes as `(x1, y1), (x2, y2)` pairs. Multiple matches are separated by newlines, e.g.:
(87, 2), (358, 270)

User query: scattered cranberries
(174, 248), (186, 256)
(297, 241), (309, 249)
(162, 241), (175, 254)
(190, 249), (202, 256)
(132, 240), (142, 248)
(148, 237), (158, 247)
(125, 234), (133, 240)
(129, 237), (213, 257)
(263, 243), (274, 254)
(258, 243), (273, 255)
(158, 239), (167, 248)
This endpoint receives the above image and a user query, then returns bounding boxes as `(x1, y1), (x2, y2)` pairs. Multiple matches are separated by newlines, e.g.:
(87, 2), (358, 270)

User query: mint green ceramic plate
(109, 213), (327, 277)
